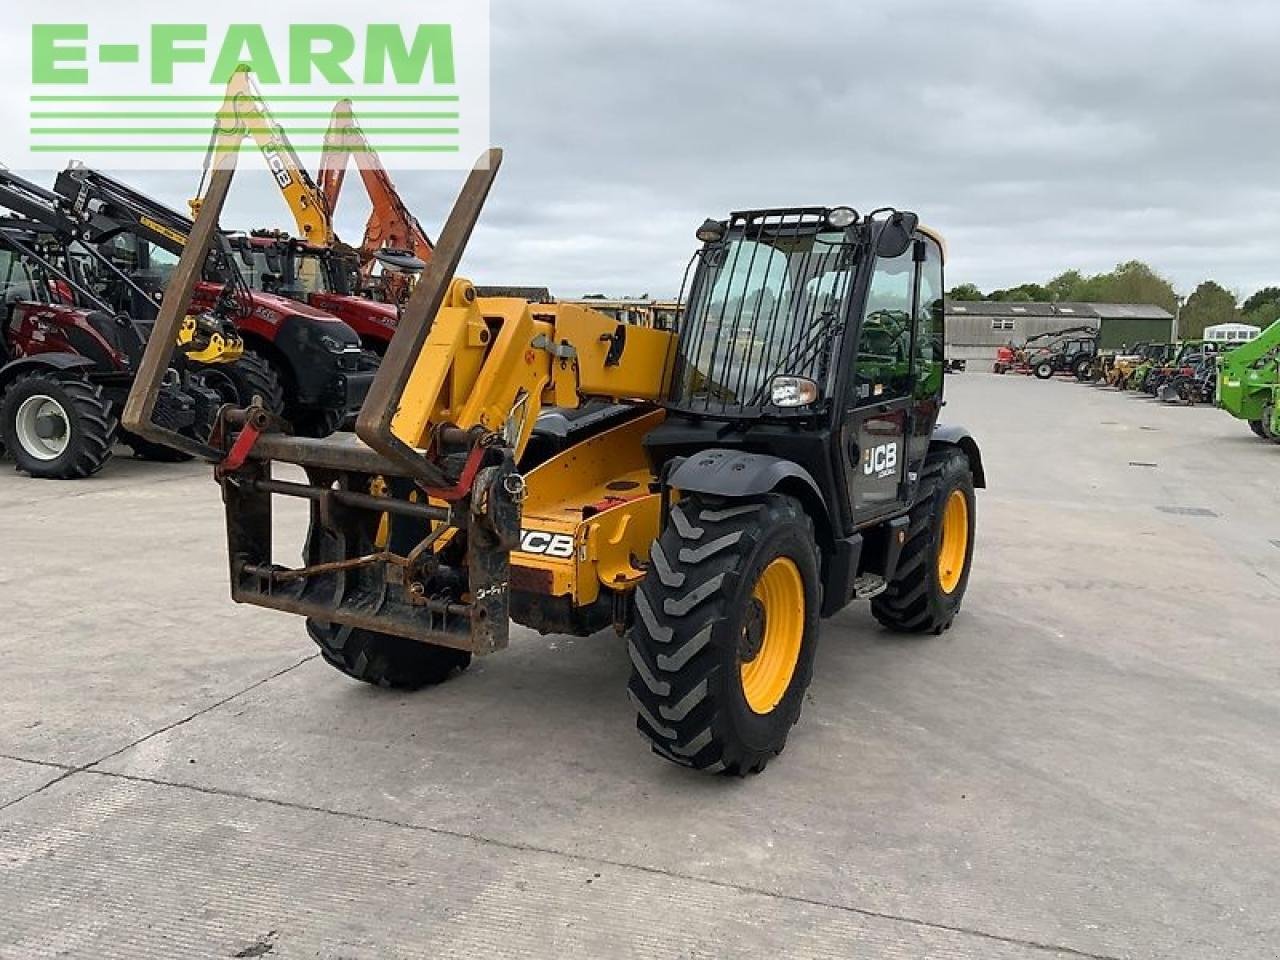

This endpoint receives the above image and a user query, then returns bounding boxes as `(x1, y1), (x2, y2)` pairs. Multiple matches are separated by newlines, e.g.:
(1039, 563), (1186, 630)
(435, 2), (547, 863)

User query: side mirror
(265, 252), (283, 274)
(876, 211), (919, 258)
(237, 245), (255, 268)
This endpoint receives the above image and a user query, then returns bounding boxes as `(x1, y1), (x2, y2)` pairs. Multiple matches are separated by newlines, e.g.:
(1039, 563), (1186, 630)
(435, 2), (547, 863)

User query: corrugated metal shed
(945, 301), (1174, 367)
(1088, 303), (1174, 321)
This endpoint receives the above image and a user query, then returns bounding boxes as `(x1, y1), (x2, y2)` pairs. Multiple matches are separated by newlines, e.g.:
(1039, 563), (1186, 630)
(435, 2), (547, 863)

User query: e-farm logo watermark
(7, 1), (489, 170)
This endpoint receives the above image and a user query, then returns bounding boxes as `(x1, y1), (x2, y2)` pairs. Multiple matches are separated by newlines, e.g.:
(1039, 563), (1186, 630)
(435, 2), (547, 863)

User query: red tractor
(52, 166), (377, 436)
(0, 174), (258, 479)
(227, 230), (411, 356)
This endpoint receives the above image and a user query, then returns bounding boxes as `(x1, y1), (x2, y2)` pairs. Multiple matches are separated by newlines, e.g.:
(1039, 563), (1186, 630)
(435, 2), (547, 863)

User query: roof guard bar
(353, 147), (503, 489)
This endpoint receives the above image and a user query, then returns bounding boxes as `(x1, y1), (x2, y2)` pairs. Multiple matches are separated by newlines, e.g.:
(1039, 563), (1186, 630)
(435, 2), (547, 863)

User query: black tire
(1034, 362), (1054, 380)
(0, 373), (116, 479)
(306, 619), (471, 690)
(1248, 419), (1267, 439)
(1072, 357), (1092, 381)
(872, 446), (976, 634)
(194, 350), (285, 414)
(291, 404), (346, 439)
(1259, 405), (1280, 444)
(628, 494), (821, 775)
(120, 430), (195, 462)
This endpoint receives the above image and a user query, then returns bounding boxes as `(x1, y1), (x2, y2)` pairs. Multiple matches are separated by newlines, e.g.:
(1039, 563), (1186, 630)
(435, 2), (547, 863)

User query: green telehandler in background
(1217, 318), (1280, 440)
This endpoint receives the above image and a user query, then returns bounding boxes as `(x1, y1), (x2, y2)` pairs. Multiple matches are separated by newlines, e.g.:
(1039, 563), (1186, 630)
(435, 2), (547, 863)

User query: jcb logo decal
(263, 143), (293, 189)
(518, 530), (575, 559)
(863, 442), (898, 478)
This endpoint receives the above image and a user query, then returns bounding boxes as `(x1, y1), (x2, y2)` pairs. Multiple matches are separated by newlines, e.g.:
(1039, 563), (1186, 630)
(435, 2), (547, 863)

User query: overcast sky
(17, 0), (1280, 300)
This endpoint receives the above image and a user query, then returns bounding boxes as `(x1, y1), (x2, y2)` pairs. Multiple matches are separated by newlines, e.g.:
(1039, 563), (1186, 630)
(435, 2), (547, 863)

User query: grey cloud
(16, 0), (1279, 299)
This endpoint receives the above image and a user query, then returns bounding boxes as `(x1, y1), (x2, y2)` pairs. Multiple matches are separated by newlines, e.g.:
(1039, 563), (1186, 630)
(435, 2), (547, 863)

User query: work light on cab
(696, 219), (727, 243)
(826, 206), (858, 229)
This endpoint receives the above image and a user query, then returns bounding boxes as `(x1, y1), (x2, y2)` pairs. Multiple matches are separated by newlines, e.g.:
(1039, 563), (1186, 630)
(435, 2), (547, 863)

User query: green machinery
(1217, 318), (1280, 440)
(1123, 343), (1175, 391)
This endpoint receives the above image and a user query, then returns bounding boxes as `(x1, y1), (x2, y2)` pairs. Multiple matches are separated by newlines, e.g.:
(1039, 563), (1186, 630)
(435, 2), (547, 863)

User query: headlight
(770, 376), (819, 407)
(827, 206), (858, 229)
(317, 334), (346, 354)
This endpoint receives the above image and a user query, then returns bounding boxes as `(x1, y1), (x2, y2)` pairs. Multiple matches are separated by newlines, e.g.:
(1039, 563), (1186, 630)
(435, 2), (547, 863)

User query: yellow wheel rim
(739, 557), (805, 714)
(937, 490), (969, 595)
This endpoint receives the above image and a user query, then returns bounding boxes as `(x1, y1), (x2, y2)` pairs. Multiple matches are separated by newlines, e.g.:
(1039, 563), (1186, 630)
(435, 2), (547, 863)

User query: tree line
(947, 261), (1280, 339)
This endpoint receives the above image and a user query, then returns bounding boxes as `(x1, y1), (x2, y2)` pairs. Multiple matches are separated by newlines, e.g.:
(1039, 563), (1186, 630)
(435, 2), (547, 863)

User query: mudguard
(0, 353), (96, 388)
(930, 423), (987, 488)
(667, 448), (829, 523)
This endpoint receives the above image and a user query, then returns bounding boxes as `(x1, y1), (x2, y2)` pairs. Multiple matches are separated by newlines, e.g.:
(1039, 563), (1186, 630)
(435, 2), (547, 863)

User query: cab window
(854, 248), (916, 406)
(0, 248), (40, 307)
(913, 238), (943, 397)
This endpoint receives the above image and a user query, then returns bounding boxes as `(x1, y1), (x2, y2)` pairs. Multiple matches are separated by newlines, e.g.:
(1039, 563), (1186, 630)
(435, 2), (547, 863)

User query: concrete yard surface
(1, 374), (1278, 959)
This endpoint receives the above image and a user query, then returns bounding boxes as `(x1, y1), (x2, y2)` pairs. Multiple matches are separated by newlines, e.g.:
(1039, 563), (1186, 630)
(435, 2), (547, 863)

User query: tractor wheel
(1260, 405), (1280, 444)
(1072, 357), (1092, 381)
(291, 404), (346, 439)
(306, 619), (471, 690)
(194, 350), (285, 415)
(872, 446), (976, 634)
(121, 430), (194, 462)
(628, 493), (820, 775)
(0, 373), (116, 479)
(1034, 362), (1054, 380)
(1248, 419), (1267, 439)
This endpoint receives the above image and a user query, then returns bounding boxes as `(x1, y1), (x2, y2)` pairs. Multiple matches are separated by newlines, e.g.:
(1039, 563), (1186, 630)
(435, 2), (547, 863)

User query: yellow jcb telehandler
(122, 147), (985, 776)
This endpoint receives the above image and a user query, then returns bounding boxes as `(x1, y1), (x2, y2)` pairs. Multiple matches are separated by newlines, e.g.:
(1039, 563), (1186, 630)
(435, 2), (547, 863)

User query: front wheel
(1260, 405), (1280, 444)
(193, 350), (285, 416)
(872, 446), (976, 634)
(628, 493), (820, 775)
(291, 405), (346, 439)
(0, 373), (116, 479)
(121, 430), (195, 462)
(306, 619), (471, 689)
(1034, 362), (1054, 380)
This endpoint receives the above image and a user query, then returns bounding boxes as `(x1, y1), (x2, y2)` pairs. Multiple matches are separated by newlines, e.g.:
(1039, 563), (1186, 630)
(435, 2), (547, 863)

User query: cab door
(839, 245), (919, 523)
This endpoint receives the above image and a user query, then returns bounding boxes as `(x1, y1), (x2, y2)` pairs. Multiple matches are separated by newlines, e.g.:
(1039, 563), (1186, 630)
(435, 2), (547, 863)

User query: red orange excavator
(318, 99), (435, 303)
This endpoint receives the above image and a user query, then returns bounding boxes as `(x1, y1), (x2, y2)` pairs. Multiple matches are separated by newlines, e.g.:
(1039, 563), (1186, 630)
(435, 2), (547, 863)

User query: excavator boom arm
(194, 65), (334, 246)
(320, 99), (434, 270)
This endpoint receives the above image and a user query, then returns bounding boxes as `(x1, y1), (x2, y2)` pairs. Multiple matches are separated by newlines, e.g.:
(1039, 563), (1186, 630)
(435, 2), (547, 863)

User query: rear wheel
(1248, 419), (1267, 438)
(306, 619), (471, 689)
(1072, 356), (1092, 381)
(0, 373), (115, 479)
(872, 446), (975, 634)
(1034, 362), (1054, 379)
(628, 493), (820, 775)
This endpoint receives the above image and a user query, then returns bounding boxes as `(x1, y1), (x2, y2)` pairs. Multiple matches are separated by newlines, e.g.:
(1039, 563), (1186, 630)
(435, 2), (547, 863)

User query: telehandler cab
(122, 149), (985, 775)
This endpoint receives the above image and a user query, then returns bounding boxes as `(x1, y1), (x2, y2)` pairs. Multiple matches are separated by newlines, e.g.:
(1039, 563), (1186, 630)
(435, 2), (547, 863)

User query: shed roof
(945, 300), (1172, 321)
